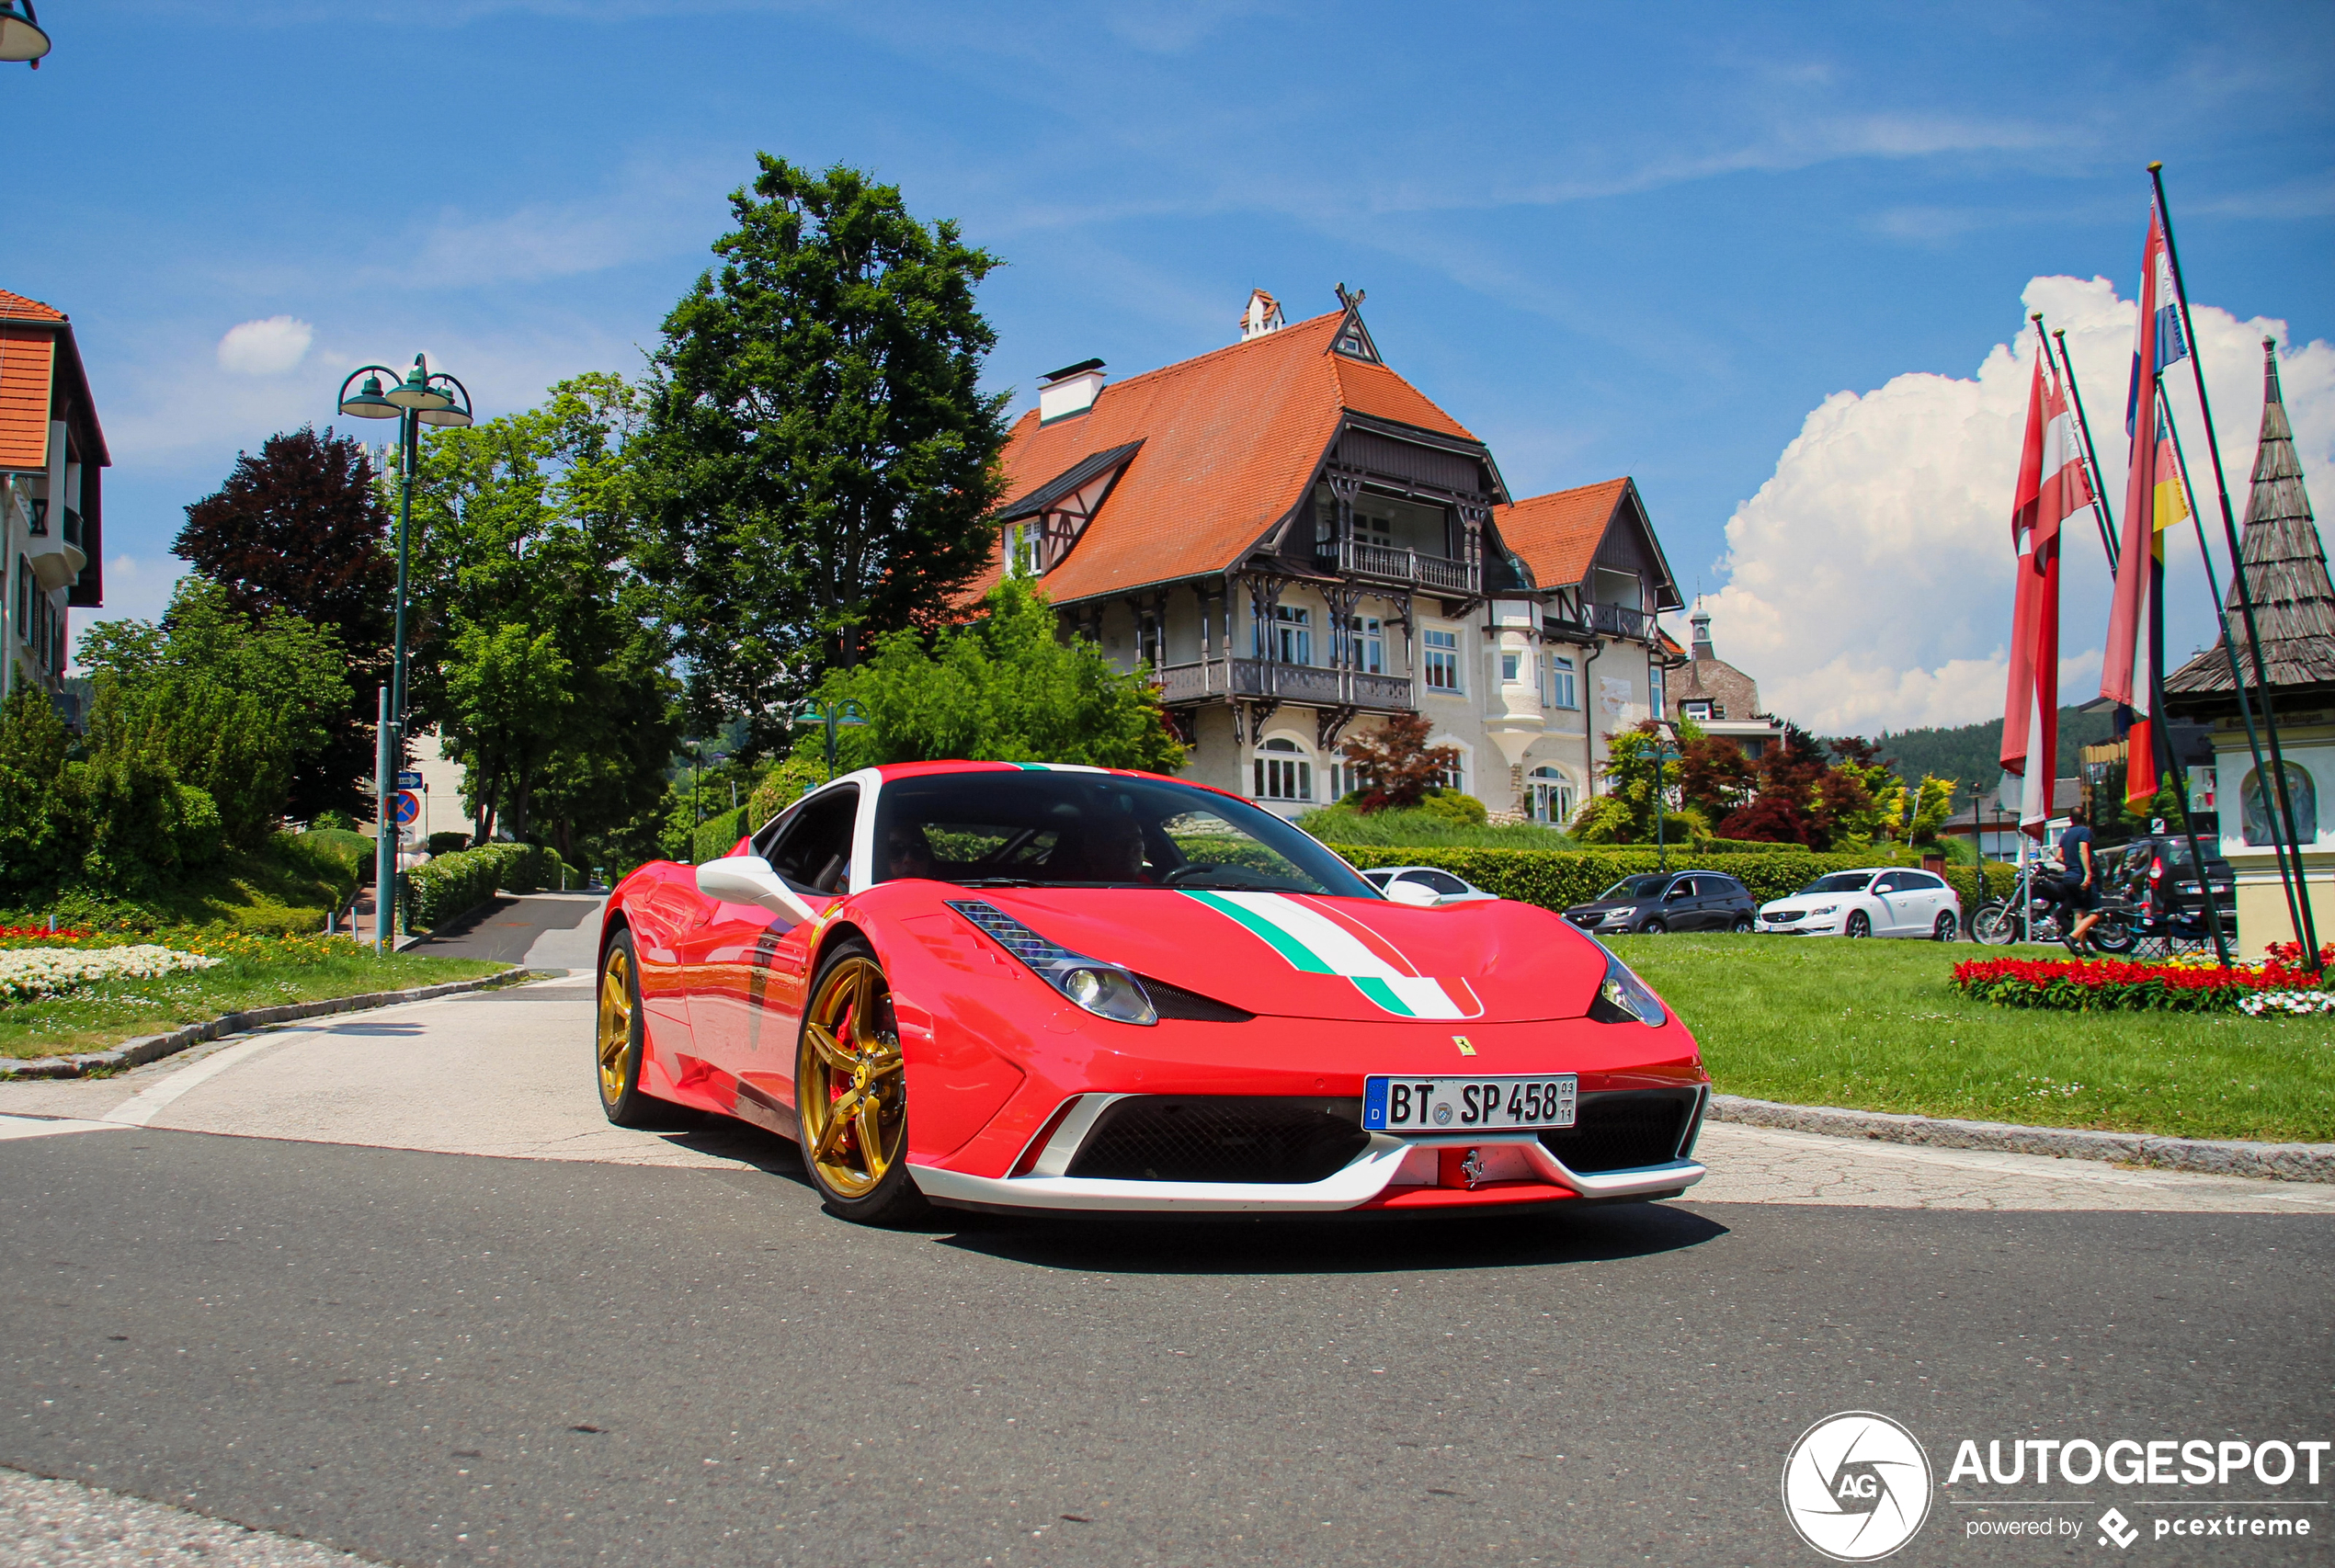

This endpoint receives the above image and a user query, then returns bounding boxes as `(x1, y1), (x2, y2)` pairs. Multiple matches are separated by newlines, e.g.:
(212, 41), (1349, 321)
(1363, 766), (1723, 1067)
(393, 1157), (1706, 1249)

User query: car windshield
(1797, 872), (1877, 895)
(1598, 876), (1673, 902)
(872, 770), (1379, 896)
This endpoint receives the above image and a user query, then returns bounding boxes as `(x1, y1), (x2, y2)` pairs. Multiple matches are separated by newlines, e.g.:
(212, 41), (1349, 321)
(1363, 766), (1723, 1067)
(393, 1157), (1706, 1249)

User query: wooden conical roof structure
(2165, 339), (2335, 713)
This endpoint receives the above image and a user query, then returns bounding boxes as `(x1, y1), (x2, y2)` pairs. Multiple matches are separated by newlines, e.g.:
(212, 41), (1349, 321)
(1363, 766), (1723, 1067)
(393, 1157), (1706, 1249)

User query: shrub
(398, 841), (579, 932)
(427, 831), (473, 856)
(1295, 805), (1574, 850)
(1417, 788), (1488, 825)
(1320, 842), (2015, 911)
(694, 804), (751, 865)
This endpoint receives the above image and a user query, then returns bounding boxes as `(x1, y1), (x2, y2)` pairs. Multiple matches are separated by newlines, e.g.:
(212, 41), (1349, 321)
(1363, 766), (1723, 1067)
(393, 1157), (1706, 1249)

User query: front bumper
(908, 1089), (1708, 1214)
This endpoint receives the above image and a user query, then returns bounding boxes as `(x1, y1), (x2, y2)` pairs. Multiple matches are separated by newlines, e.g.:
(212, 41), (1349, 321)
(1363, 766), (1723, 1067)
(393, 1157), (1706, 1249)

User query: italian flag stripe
(1179, 891), (1479, 1019)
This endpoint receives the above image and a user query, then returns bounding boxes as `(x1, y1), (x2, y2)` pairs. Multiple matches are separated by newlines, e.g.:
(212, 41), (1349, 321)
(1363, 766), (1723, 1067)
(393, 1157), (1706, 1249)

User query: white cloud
(215, 315), (315, 376)
(1701, 275), (2335, 735)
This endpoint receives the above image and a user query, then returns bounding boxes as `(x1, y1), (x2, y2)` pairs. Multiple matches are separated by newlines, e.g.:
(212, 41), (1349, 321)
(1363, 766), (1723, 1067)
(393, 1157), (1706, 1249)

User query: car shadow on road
(933, 1201), (1728, 1276)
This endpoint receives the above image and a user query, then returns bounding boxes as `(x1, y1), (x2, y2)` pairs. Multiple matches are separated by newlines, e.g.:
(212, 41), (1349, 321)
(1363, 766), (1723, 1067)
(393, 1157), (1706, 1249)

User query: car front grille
(1538, 1088), (1702, 1174)
(1065, 1096), (1369, 1184)
(1762, 910), (1803, 923)
(1565, 911), (1606, 928)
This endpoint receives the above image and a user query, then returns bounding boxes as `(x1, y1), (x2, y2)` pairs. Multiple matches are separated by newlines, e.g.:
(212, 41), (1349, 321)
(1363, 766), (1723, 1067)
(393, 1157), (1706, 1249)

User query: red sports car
(595, 762), (1709, 1224)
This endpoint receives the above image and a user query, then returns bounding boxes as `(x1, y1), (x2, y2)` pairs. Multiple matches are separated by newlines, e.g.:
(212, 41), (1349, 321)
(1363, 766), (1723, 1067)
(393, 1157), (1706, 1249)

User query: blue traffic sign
(393, 790), (423, 827)
(397, 770), (424, 788)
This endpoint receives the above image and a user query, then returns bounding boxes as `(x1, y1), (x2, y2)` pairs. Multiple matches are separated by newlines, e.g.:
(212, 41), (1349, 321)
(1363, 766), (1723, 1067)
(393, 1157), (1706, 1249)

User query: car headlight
(948, 900), (1158, 1026)
(1600, 908), (1633, 924)
(1810, 904), (1838, 915)
(1586, 947), (1667, 1027)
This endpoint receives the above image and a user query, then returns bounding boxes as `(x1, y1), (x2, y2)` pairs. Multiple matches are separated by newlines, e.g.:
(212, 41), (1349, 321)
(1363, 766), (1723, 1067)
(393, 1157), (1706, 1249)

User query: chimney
(1691, 608), (1714, 661)
(1239, 288), (1284, 342)
(1038, 358), (1105, 422)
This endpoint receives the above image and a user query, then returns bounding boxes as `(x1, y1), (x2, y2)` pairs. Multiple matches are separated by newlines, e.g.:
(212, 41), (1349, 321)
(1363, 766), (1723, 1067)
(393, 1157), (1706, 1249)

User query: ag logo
(1782, 1412), (1932, 1562)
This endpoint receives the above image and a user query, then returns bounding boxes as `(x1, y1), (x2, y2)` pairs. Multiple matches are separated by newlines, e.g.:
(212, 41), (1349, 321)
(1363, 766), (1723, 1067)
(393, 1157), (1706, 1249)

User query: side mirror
(1665, 886), (1691, 901)
(696, 854), (819, 925)
(1383, 879), (1441, 907)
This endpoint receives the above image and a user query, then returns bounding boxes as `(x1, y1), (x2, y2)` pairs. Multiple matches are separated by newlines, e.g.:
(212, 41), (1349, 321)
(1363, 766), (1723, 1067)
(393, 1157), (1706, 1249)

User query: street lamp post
(1649, 736), (1683, 872)
(791, 699), (868, 779)
(0, 0), (52, 65)
(336, 356), (473, 952)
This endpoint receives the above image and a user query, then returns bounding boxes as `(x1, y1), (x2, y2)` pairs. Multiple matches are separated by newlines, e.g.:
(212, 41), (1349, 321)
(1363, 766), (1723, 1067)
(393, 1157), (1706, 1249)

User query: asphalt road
(2, 973), (2329, 1566)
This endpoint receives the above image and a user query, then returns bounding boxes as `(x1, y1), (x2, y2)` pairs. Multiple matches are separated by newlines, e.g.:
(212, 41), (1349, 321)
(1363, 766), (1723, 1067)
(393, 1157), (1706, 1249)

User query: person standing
(2058, 818), (2103, 954)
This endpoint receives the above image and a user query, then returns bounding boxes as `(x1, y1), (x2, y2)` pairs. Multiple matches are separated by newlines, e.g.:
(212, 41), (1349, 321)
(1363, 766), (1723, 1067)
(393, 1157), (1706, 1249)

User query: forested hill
(1828, 708), (2116, 808)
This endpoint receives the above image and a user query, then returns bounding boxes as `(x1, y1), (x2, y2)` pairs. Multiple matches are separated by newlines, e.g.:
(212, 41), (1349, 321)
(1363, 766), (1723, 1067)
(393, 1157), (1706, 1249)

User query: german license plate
(1362, 1074), (1577, 1131)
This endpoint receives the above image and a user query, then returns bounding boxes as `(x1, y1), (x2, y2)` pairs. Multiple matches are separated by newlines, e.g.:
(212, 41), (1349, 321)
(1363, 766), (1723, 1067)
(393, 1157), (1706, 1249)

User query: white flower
(0, 944), (223, 1003)
(2238, 990), (2335, 1017)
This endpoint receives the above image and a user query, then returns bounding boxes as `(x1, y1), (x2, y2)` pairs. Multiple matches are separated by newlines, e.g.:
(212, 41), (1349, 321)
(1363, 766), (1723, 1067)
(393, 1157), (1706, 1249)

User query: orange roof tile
(1496, 479), (1628, 589)
(0, 329), (55, 472)
(0, 289), (66, 324)
(964, 311), (1479, 605)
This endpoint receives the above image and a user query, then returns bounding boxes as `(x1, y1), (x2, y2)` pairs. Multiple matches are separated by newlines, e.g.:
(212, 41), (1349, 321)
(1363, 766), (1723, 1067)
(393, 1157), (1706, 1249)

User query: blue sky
(14, 1), (2333, 731)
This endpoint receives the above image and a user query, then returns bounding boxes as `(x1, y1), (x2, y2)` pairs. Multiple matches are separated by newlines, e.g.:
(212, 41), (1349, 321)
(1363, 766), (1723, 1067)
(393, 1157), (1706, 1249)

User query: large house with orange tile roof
(974, 288), (1681, 822)
(0, 286), (105, 708)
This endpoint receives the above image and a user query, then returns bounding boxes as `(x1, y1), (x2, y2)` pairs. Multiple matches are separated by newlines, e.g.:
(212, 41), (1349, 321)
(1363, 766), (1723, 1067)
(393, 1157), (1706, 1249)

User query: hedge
(693, 804), (752, 867)
(1323, 842), (2017, 913)
(399, 842), (581, 932)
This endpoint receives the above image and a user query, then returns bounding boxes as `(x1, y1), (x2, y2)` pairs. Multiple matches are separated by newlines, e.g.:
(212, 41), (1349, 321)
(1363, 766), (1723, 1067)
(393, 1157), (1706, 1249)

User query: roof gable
(0, 289), (66, 324)
(1494, 477), (1680, 608)
(967, 308), (1479, 604)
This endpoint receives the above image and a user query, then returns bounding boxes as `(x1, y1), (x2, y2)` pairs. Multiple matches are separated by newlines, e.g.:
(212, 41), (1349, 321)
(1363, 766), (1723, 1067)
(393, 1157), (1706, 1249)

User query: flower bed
(0, 945), (222, 1003)
(1953, 945), (2332, 1014)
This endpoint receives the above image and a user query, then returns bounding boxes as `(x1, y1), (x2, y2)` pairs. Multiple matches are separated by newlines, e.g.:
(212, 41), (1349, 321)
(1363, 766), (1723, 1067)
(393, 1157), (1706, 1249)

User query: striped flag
(2103, 200), (2194, 808)
(2000, 326), (2090, 837)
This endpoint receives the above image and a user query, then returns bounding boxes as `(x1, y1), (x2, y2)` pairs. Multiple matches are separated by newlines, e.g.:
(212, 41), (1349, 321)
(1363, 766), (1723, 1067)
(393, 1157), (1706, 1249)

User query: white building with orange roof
(0, 286), (105, 712)
(970, 288), (1683, 823)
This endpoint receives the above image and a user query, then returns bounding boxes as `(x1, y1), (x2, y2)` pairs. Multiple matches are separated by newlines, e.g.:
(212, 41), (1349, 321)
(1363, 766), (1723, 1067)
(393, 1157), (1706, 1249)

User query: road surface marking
(0, 1114), (128, 1142)
(99, 1033), (293, 1128)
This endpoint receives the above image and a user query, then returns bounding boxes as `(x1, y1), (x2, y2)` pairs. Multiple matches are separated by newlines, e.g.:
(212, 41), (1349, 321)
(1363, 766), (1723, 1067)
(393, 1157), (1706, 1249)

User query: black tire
(1844, 910), (1871, 938)
(1639, 918), (1668, 935)
(795, 939), (928, 1227)
(2087, 915), (2137, 956)
(1931, 910), (1958, 943)
(1732, 915), (1755, 934)
(596, 929), (682, 1129)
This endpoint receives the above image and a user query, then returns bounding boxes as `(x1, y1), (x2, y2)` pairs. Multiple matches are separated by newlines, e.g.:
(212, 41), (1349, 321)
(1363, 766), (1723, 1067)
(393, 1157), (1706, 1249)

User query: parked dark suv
(1562, 870), (1760, 935)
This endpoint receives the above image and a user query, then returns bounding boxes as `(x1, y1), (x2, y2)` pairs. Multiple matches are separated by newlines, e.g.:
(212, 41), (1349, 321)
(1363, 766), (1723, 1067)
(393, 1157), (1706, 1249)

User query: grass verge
(0, 952), (510, 1060)
(1612, 934), (2335, 1144)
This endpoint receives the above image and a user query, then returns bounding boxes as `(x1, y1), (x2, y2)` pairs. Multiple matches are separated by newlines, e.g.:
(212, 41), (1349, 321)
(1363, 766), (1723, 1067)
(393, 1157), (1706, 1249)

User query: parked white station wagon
(1756, 868), (1961, 941)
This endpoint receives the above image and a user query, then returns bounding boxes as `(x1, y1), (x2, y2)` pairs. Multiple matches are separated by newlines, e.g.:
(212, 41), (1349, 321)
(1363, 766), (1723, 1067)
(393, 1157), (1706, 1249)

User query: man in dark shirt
(2058, 821), (2102, 954)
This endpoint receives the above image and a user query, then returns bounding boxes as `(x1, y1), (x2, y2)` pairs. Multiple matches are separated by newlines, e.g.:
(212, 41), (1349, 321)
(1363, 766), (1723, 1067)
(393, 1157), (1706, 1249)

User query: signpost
(397, 770), (423, 790)
(393, 790), (422, 828)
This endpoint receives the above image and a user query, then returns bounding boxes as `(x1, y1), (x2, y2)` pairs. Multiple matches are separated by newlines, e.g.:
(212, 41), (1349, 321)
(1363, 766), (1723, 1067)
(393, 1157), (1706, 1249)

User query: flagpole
(2158, 375), (2304, 964)
(2149, 161), (2319, 964)
(2041, 320), (2120, 570)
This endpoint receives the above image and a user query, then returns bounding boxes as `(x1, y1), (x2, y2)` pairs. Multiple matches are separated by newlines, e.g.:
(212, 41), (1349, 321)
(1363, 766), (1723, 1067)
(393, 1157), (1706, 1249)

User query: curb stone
(1708, 1093), (2335, 1185)
(0, 968), (558, 1081)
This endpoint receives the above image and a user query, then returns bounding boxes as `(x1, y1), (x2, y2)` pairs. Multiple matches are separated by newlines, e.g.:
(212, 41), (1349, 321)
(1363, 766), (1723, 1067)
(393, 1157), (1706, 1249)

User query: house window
(1547, 654), (1578, 710)
(1007, 521), (1041, 576)
(1501, 650), (1521, 684)
(1528, 766), (1574, 825)
(1431, 749), (1464, 794)
(1272, 605), (1312, 665)
(1682, 699), (1714, 722)
(1648, 662), (1667, 716)
(1360, 618), (1384, 675)
(1254, 737), (1313, 802)
(13, 556), (28, 639)
(1423, 628), (1461, 692)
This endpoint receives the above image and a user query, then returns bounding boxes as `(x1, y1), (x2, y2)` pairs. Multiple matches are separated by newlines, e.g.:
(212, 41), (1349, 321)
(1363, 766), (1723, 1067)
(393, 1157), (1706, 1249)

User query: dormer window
(1682, 699), (1714, 722)
(1008, 520), (1042, 576)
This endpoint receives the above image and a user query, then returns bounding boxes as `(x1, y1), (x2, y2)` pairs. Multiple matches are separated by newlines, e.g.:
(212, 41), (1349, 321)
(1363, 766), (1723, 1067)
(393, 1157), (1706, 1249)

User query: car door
(1867, 871), (1910, 936)
(683, 783), (859, 1105)
(1907, 871), (1950, 930)
(1657, 875), (1699, 928)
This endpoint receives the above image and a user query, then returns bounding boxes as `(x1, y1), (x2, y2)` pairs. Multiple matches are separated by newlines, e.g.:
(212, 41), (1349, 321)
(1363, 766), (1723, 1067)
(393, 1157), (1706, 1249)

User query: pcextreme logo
(1783, 1412), (1934, 1562)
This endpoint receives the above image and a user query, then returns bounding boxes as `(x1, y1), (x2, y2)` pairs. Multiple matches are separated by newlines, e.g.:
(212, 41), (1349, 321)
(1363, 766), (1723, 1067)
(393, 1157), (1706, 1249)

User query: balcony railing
(1156, 658), (1413, 711)
(61, 508), (81, 550)
(1316, 538), (1479, 596)
(1546, 601), (1655, 643)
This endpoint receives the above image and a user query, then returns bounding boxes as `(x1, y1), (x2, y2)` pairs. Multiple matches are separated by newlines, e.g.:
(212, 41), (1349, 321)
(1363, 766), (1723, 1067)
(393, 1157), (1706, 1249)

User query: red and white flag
(1999, 325), (2090, 837)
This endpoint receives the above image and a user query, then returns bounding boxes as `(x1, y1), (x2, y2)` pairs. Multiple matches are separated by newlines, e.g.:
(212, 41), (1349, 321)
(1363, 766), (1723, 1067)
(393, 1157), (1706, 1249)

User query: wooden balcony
(1316, 538), (1479, 596)
(1545, 601), (1655, 643)
(1156, 658), (1414, 711)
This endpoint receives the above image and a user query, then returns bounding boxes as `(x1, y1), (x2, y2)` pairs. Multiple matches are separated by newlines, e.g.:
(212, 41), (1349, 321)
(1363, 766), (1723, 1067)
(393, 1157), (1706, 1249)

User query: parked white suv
(1757, 867), (1961, 941)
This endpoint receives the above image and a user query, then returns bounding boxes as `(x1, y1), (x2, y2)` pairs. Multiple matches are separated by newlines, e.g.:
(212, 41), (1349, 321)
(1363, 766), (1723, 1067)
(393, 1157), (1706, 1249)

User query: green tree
(819, 578), (1183, 772)
(407, 375), (681, 858)
(0, 688), (81, 901)
(1909, 774), (1956, 844)
(1572, 721), (1706, 845)
(2121, 770), (2183, 834)
(76, 579), (350, 848)
(635, 155), (1010, 750)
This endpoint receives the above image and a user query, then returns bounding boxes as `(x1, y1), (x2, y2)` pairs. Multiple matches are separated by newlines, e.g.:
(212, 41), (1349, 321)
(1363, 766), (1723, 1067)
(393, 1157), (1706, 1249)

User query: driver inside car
(1049, 811), (1154, 884)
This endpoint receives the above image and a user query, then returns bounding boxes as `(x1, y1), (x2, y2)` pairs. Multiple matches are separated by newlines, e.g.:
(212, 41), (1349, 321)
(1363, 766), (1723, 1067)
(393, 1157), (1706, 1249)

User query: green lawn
(1612, 934), (2335, 1143)
(0, 952), (512, 1061)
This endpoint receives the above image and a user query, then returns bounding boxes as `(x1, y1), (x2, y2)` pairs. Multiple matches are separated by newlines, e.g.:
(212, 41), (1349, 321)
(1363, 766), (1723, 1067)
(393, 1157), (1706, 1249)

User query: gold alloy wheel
(799, 956), (906, 1199)
(598, 946), (636, 1108)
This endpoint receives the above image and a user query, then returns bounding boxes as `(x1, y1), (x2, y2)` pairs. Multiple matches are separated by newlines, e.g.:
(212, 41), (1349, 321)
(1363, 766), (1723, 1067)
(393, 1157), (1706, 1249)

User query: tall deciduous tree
(820, 578), (1184, 773)
(635, 156), (1010, 751)
(174, 426), (393, 819)
(407, 375), (679, 860)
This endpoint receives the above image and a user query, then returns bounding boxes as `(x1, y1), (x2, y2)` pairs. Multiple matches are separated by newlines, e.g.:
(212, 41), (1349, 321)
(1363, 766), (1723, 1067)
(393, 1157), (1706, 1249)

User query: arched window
(2241, 763), (2320, 847)
(1528, 766), (1574, 825)
(1254, 736), (1313, 802)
